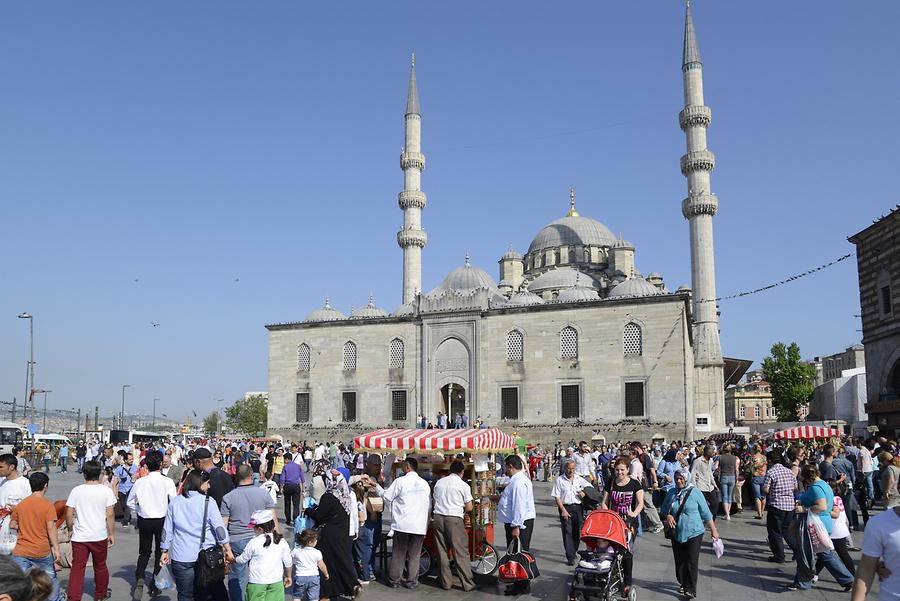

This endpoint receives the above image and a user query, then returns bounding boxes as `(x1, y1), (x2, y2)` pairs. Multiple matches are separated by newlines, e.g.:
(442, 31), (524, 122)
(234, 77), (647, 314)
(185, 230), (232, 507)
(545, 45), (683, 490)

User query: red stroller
(568, 509), (635, 601)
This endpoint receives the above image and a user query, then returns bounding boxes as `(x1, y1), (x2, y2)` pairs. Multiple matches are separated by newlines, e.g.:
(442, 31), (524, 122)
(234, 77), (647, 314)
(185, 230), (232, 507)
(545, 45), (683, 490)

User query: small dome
(607, 277), (663, 299)
(528, 267), (600, 294)
(677, 284), (692, 292)
(611, 237), (634, 250)
(528, 215), (617, 256)
(502, 245), (523, 260)
(507, 289), (545, 306)
(429, 258), (499, 295)
(305, 297), (346, 322)
(350, 295), (388, 319)
(647, 272), (662, 280)
(392, 301), (416, 317)
(558, 285), (600, 303)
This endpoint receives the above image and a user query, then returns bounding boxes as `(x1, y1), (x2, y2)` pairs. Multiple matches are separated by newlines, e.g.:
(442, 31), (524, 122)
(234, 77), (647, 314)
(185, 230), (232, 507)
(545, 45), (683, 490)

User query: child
(292, 529), (329, 601)
(233, 510), (292, 601)
(260, 474), (279, 505)
(349, 479), (367, 582)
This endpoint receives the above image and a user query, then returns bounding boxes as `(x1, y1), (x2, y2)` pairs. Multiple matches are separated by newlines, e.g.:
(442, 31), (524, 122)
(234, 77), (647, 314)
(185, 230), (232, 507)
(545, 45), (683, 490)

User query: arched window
(623, 322), (643, 356)
(342, 341), (357, 371)
(568, 248), (576, 263)
(389, 338), (404, 369)
(506, 330), (524, 362)
(583, 248), (590, 262)
(297, 343), (311, 372)
(560, 326), (578, 359)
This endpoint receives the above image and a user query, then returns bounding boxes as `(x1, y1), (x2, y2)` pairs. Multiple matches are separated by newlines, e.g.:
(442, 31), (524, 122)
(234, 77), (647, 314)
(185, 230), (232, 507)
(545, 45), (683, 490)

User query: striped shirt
(763, 463), (796, 511)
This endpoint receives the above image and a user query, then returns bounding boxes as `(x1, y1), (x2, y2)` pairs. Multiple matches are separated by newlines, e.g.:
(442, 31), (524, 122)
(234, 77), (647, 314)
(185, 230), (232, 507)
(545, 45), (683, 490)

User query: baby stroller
(568, 509), (635, 601)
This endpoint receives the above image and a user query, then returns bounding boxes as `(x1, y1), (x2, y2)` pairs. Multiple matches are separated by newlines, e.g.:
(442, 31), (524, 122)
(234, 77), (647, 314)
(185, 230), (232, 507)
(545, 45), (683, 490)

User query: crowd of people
(0, 432), (898, 600)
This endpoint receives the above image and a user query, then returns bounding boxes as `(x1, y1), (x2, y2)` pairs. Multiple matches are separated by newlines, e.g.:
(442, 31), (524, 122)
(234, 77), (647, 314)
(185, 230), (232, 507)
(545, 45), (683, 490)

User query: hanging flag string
(695, 253), (853, 304)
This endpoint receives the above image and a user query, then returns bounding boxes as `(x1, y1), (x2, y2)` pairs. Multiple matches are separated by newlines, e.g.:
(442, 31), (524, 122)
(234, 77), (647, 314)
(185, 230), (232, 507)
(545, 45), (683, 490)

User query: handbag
(663, 489), (690, 540)
(195, 494), (226, 589)
(498, 536), (540, 583)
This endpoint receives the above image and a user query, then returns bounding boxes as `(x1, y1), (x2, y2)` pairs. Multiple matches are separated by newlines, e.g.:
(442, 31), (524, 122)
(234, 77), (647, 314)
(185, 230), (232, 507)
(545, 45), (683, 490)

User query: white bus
(0, 421), (26, 455)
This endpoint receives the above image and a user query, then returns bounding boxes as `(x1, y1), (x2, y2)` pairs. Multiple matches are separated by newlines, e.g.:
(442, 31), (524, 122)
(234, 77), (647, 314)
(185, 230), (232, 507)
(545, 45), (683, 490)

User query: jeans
(59, 457), (68, 472)
(171, 560), (227, 601)
(795, 549), (854, 589)
(751, 476), (766, 500)
(12, 554), (61, 601)
(719, 475), (736, 508)
(77, 457), (85, 472)
(864, 471), (875, 500)
(294, 574), (320, 601)
(228, 538), (250, 601)
(815, 537), (856, 577)
(766, 507), (796, 562)
(119, 491), (133, 525)
(364, 514), (382, 576)
(354, 522), (374, 580)
(251, 473), (260, 487)
(135, 516), (165, 588)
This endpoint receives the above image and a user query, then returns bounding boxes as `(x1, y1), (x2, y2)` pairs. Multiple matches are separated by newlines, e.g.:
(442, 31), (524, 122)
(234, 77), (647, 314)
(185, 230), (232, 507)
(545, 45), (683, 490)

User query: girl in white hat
(233, 510), (292, 601)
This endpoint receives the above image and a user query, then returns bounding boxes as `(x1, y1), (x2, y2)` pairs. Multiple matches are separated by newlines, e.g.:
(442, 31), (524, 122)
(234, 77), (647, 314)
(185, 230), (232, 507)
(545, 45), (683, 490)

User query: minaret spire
(397, 55), (427, 304)
(678, 1), (724, 435)
(567, 187), (580, 217)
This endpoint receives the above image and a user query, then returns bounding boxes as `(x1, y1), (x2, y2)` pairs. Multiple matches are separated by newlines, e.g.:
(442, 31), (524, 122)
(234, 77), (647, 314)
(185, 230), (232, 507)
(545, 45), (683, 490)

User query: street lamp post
(152, 398), (159, 428)
(121, 385), (131, 430)
(34, 390), (52, 433)
(18, 312), (34, 424)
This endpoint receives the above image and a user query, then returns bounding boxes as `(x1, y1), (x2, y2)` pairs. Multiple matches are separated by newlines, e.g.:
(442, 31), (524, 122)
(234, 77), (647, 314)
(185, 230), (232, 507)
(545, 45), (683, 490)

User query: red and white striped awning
(354, 428), (516, 453)
(774, 426), (841, 440)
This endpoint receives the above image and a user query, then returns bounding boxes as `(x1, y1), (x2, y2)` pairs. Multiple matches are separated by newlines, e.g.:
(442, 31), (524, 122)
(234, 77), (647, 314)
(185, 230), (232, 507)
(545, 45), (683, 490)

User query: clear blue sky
(1, 2), (898, 423)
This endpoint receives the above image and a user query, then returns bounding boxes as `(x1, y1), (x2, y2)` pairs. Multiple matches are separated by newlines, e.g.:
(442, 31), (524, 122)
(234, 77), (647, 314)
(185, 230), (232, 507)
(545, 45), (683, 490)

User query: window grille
(623, 323), (642, 356)
(739, 405), (746, 419)
(560, 327), (578, 359)
(561, 385), (580, 418)
(343, 341), (357, 370)
(297, 343), (311, 372)
(342, 392), (357, 422)
(295, 393), (310, 422)
(882, 285), (893, 316)
(506, 330), (524, 362)
(389, 338), (404, 369)
(501, 387), (519, 420)
(624, 382), (645, 417)
(391, 390), (407, 421)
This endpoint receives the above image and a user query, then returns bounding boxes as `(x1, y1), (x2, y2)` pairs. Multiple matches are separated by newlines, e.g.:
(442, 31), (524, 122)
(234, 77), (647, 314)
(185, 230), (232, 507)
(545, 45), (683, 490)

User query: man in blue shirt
(114, 453), (139, 528)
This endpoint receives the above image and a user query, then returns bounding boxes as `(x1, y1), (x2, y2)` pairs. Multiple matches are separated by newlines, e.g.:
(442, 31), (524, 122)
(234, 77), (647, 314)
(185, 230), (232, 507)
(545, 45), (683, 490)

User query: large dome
(528, 215), (617, 255)
(429, 261), (499, 295)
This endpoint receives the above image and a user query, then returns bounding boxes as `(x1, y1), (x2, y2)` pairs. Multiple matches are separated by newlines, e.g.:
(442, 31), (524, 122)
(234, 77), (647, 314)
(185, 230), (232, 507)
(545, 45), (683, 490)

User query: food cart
(354, 427), (517, 577)
(773, 426), (841, 441)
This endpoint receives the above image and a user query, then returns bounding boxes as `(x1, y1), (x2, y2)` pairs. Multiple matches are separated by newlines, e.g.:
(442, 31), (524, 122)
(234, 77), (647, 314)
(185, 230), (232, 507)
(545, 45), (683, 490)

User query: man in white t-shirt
(431, 460), (475, 591)
(0, 454), (34, 510)
(65, 460), (118, 601)
(852, 505), (900, 600)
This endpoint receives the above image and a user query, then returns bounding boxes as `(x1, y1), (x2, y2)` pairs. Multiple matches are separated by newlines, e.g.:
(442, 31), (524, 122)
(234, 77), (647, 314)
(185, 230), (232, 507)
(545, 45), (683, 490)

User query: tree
(224, 394), (267, 436)
(202, 412), (220, 435)
(762, 342), (815, 421)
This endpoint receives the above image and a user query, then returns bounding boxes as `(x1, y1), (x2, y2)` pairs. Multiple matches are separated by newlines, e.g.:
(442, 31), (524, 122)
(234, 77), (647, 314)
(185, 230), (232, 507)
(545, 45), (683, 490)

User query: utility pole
(10, 397), (15, 422)
(94, 406), (99, 430)
(76, 408), (81, 434)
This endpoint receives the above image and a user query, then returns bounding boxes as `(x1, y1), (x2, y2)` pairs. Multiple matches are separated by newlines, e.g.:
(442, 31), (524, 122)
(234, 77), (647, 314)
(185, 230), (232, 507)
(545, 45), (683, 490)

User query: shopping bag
(712, 537), (725, 558)
(498, 538), (539, 583)
(807, 512), (834, 553)
(0, 516), (17, 555)
(154, 565), (175, 591)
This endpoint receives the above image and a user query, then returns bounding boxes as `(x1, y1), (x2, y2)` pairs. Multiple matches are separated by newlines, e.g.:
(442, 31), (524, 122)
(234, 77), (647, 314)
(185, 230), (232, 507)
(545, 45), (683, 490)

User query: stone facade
(849, 207), (900, 437)
(724, 370), (777, 428)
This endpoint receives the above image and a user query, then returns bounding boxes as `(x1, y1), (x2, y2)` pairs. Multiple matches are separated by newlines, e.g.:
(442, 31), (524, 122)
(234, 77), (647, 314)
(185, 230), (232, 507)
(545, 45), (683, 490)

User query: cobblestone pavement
(42, 472), (874, 600)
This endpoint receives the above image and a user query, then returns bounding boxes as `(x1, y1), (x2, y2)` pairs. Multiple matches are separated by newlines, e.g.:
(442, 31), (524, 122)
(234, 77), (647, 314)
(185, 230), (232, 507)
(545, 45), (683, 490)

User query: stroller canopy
(580, 509), (630, 550)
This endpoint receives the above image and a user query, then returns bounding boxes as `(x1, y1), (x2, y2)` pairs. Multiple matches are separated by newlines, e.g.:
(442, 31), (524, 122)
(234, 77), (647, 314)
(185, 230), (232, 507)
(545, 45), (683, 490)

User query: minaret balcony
(397, 228), (428, 248)
(680, 150), (715, 175)
(679, 105), (711, 130)
(681, 192), (719, 218)
(398, 190), (427, 210)
(400, 151), (426, 171)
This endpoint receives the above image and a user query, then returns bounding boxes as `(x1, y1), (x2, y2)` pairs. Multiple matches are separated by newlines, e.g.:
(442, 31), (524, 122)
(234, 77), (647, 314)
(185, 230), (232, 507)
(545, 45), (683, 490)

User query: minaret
(679, 1), (724, 431)
(397, 54), (428, 304)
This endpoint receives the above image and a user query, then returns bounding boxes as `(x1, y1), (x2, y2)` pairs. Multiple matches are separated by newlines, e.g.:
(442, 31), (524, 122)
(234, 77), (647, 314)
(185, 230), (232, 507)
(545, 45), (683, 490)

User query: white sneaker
(812, 575), (819, 584)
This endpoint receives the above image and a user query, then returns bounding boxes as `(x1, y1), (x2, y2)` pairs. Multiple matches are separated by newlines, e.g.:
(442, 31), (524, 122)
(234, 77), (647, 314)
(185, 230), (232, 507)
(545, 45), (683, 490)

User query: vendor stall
(354, 427), (517, 577)
(774, 426), (841, 440)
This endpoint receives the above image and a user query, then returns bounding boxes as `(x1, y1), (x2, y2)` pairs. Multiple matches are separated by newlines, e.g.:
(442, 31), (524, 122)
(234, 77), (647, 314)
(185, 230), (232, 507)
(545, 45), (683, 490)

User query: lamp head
(18, 312), (32, 319)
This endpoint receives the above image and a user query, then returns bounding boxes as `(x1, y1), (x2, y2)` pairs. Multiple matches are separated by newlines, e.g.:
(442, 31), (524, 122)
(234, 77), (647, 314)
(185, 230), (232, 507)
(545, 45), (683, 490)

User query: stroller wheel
(627, 586), (636, 601)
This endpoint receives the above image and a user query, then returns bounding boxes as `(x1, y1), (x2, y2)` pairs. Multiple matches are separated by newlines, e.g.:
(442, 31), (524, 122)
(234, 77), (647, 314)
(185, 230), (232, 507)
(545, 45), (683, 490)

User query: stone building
(807, 344), (866, 388)
(265, 5), (731, 443)
(849, 207), (900, 437)
(724, 370), (777, 428)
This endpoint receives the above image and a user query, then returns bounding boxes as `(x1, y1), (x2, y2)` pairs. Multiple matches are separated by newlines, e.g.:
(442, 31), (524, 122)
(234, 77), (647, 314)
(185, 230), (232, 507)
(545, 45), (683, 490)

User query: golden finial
(567, 187), (580, 217)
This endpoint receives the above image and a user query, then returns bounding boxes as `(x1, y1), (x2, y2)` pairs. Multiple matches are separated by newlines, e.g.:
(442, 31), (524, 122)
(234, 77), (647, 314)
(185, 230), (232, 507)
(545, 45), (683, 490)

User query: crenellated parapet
(398, 190), (427, 210)
(400, 151), (425, 171)
(681, 193), (718, 218)
(680, 150), (715, 175)
(679, 105), (711, 130)
(397, 228), (428, 248)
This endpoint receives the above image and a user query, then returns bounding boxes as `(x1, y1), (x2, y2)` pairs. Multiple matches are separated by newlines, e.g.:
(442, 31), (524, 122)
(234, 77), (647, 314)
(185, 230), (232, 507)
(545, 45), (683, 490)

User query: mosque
(266, 4), (743, 443)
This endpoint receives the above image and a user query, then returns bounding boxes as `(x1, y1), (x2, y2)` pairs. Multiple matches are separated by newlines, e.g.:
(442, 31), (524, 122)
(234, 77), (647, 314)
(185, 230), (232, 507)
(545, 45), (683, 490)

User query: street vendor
(432, 460), (476, 591)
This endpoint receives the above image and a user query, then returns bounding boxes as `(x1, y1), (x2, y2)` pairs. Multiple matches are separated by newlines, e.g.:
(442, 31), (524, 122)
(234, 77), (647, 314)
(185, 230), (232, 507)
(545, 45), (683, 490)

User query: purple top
(279, 461), (305, 486)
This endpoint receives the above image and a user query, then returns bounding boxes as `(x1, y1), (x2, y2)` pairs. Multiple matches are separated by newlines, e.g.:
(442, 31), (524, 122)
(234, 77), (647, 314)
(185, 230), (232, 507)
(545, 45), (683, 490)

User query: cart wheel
(419, 546), (432, 578)
(627, 586), (637, 601)
(471, 541), (499, 575)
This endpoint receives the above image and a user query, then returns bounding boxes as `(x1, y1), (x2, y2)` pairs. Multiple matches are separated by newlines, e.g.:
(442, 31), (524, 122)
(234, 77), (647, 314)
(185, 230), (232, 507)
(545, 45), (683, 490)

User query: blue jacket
(661, 486), (712, 543)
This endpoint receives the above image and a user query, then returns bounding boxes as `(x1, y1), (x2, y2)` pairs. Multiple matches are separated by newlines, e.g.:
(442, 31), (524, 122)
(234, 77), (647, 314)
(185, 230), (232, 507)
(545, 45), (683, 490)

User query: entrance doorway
(440, 383), (466, 420)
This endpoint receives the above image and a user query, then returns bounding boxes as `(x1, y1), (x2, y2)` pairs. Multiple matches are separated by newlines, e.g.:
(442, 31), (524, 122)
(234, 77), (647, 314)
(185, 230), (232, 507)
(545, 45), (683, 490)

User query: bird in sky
(234, 278), (240, 283)
(150, 322), (160, 327)
(133, 278), (139, 283)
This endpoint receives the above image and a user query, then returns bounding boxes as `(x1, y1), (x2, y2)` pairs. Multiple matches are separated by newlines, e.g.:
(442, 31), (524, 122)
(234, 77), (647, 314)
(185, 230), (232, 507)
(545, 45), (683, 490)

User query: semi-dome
(305, 297), (347, 322)
(350, 295), (388, 319)
(527, 215), (617, 255)
(429, 258), (499, 295)
(392, 301), (416, 317)
(527, 267), (600, 294)
(607, 277), (663, 299)
(507, 289), (545, 306)
(557, 277), (601, 303)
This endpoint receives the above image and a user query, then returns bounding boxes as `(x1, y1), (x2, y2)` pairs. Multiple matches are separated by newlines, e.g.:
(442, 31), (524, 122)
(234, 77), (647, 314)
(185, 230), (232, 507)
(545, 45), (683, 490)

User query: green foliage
(224, 394), (267, 436)
(202, 412), (220, 435)
(762, 342), (815, 421)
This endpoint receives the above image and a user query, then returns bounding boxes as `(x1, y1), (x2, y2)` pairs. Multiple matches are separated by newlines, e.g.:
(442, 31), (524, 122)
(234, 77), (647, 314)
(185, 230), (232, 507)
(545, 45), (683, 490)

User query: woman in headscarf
(306, 461), (361, 601)
(660, 470), (721, 600)
(656, 449), (682, 508)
